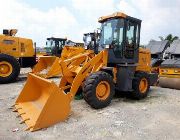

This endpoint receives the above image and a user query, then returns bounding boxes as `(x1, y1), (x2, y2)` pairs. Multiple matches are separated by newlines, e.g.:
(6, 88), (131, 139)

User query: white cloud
(0, 0), (78, 47)
(0, 0), (179, 46)
(117, 0), (137, 16)
(71, 0), (115, 34)
(72, 0), (114, 17)
(117, 0), (180, 44)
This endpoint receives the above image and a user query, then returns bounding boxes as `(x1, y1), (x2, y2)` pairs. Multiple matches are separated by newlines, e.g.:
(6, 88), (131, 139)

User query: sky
(0, 0), (180, 47)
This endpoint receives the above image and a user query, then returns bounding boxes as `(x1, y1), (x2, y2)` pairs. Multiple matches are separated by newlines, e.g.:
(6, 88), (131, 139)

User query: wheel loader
(12, 12), (158, 131)
(31, 37), (68, 78)
(159, 39), (180, 89)
(31, 37), (85, 78)
(32, 45), (86, 78)
(83, 31), (100, 52)
(0, 29), (36, 83)
(32, 33), (97, 78)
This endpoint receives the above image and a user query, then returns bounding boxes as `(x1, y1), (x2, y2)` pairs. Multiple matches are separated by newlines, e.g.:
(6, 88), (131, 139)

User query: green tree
(159, 34), (179, 43)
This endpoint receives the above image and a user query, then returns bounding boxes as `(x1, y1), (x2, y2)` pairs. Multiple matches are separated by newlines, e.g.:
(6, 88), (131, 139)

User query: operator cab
(98, 12), (141, 65)
(46, 37), (67, 56)
(83, 32), (100, 53)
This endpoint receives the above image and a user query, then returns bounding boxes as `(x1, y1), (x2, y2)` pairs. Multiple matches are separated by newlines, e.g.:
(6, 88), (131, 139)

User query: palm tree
(159, 34), (179, 43)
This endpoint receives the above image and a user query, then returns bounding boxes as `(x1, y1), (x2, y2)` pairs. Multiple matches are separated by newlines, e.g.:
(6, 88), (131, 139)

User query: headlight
(84, 46), (88, 49)
(105, 45), (110, 48)
(174, 69), (180, 73)
(161, 69), (168, 73)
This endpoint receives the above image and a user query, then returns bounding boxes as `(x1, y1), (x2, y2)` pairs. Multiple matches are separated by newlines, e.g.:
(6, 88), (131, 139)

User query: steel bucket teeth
(14, 73), (71, 131)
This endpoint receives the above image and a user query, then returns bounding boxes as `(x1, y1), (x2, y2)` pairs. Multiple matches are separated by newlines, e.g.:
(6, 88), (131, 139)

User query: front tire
(0, 54), (20, 84)
(82, 71), (115, 109)
(132, 72), (150, 99)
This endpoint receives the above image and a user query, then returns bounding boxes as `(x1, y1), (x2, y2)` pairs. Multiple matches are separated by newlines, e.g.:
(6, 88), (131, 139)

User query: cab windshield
(46, 39), (66, 55)
(46, 40), (55, 48)
(46, 40), (65, 49)
(100, 19), (119, 45)
(46, 40), (55, 53)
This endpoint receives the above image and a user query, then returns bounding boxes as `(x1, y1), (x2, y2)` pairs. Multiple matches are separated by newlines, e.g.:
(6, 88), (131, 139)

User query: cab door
(124, 20), (139, 62)
(107, 19), (125, 64)
(108, 19), (140, 64)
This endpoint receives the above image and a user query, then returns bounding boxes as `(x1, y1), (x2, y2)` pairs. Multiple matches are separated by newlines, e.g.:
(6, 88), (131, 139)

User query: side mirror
(3, 29), (9, 35)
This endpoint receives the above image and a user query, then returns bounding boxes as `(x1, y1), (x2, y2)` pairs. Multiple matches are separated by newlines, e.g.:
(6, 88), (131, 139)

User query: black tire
(82, 71), (115, 109)
(132, 72), (150, 99)
(0, 54), (20, 84)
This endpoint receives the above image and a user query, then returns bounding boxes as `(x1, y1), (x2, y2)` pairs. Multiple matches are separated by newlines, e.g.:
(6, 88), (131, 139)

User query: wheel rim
(139, 78), (148, 93)
(96, 81), (110, 100)
(0, 61), (13, 77)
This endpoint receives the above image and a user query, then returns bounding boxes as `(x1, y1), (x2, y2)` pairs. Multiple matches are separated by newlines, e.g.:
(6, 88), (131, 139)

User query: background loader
(159, 39), (180, 89)
(32, 32), (99, 78)
(45, 37), (68, 56)
(83, 31), (100, 53)
(13, 12), (158, 131)
(31, 37), (85, 78)
(0, 29), (36, 83)
(31, 37), (68, 78)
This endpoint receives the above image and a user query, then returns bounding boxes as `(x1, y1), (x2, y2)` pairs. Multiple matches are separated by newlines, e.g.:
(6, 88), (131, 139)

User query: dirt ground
(0, 68), (180, 140)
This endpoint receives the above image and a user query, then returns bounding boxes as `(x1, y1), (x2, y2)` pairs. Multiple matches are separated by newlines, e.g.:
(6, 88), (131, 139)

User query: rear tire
(0, 54), (20, 84)
(82, 71), (115, 109)
(131, 72), (150, 99)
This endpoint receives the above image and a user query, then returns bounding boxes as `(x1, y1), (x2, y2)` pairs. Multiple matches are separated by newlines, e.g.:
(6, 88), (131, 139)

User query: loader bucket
(32, 56), (57, 74)
(14, 73), (71, 131)
(159, 77), (180, 90)
(42, 57), (62, 78)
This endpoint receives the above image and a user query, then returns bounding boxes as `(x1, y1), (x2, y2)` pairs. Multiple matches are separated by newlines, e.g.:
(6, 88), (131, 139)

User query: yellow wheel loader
(32, 37), (68, 78)
(159, 39), (180, 89)
(83, 32), (100, 52)
(31, 37), (85, 78)
(32, 34), (96, 78)
(0, 29), (36, 83)
(13, 12), (158, 131)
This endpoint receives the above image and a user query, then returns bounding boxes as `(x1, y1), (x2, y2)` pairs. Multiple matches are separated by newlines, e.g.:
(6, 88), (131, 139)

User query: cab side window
(127, 26), (134, 45)
(113, 19), (124, 58)
(125, 21), (136, 58)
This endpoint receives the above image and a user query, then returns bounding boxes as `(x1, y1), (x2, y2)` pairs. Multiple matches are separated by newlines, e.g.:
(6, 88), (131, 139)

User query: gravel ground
(0, 68), (180, 140)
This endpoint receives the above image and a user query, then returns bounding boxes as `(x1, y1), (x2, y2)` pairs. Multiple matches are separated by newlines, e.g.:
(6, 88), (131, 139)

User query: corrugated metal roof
(146, 40), (169, 54)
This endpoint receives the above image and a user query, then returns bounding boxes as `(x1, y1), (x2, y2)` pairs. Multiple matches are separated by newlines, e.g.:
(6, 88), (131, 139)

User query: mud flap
(14, 73), (71, 131)
(159, 77), (180, 90)
(149, 73), (158, 86)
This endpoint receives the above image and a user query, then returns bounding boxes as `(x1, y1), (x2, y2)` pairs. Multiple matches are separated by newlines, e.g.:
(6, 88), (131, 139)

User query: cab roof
(98, 12), (141, 23)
